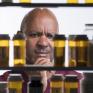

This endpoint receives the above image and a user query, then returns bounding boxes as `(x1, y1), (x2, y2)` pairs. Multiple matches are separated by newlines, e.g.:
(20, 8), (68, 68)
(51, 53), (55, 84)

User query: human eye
(28, 32), (41, 38)
(46, 33), (55, 40)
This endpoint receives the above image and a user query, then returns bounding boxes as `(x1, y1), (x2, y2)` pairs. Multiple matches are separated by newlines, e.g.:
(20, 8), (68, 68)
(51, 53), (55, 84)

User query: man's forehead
(29, 16), (57, 25)
(21, 8), (58, 34)
(28, 20), (57, 33)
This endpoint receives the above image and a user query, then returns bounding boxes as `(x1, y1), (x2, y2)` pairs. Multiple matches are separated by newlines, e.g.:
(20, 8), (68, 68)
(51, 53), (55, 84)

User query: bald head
(20, 8), (58, 33)
(21, 8), (58, 64)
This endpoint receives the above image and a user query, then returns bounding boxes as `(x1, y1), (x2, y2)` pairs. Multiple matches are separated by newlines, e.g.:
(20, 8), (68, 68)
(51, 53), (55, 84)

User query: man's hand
(34, 58), (55, 78)
(27, 58), (55, 92)
(34, 58), (55, 92)
(34, 58), (54, 66)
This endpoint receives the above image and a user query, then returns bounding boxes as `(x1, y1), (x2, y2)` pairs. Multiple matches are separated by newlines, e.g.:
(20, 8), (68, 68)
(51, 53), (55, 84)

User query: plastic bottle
(54, 35), (66, 67)
(28, 76), (43, 93)
(0, 34), (10, 67)
(50, 74), (64, 93)
(13, 31), (26, 67)
(7, 74), (23, 93)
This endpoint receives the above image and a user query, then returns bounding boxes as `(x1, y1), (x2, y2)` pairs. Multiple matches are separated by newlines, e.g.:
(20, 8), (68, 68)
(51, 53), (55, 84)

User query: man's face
(25, 15), (58, 64)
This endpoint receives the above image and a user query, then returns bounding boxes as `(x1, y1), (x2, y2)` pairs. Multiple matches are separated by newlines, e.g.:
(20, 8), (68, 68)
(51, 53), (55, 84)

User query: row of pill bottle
(0, 31), (26, 67)
(54, 34), (89, 67)
(50, 74), (79, 93)
(2, 0), (31, 3)
(2, 0), (93, 3)
(0, 33), (91, 67)
(68, 35), (89, 67)
(8, 75), (43, 93)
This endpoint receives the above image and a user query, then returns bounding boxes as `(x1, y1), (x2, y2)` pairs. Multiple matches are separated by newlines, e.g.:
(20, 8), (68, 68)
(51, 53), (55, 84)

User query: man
(20, 8), (82, 93)
(20, 8), (58, 92)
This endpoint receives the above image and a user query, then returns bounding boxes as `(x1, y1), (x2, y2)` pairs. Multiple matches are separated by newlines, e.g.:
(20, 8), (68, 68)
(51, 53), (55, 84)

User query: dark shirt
(0, 70), (82, 93)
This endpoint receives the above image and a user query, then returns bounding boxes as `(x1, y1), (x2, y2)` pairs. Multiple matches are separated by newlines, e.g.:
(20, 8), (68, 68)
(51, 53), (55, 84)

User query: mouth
(36, 54), (47, 58)
(35, 51), (49, 58)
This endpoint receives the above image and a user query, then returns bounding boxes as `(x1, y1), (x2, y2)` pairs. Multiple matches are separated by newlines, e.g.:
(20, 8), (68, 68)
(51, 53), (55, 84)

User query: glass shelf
(0, 67), (93, 71)
(0, 3), (93, 7)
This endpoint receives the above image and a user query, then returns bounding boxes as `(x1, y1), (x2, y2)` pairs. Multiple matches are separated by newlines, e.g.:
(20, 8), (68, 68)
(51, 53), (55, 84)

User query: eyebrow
(26, 30), (55, 35)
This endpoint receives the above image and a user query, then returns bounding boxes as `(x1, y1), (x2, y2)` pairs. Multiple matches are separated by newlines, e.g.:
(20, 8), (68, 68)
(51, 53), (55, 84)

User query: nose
(37, 35), (48, 48)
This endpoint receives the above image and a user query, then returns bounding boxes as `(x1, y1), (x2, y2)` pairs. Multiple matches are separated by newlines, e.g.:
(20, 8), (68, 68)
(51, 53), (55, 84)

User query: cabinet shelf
(0, 3), (93, 7)
(0, 67), (93, 71)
